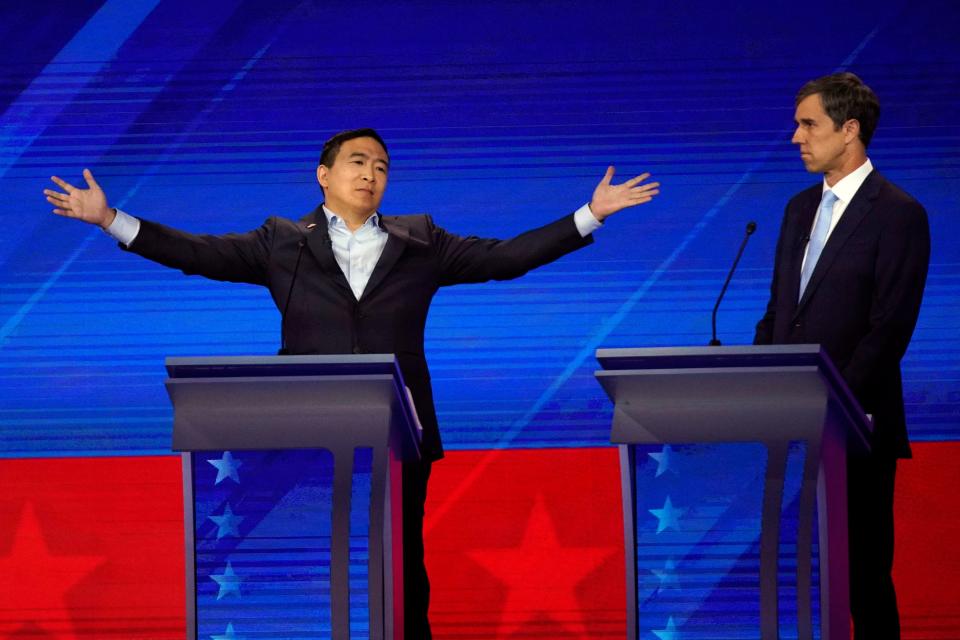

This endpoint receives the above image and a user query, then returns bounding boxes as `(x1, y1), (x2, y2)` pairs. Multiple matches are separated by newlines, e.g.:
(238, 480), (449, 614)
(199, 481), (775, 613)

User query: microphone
(709, 221), (757, 346)
(278, 238), (307, 355)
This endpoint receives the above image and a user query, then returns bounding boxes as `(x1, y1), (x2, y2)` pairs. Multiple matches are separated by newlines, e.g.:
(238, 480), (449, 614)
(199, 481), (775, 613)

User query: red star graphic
(467, 494), (616, 638)
(0, 503), (105, 638)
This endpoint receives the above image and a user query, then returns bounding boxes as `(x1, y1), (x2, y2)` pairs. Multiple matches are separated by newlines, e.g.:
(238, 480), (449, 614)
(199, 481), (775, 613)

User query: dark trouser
(402, 460), (433, 639)
(847, 454), (899, 640)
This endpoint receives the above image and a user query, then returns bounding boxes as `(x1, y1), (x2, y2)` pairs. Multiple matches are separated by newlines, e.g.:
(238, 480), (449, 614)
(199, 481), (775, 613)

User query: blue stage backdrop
(1, 0), (958, 458)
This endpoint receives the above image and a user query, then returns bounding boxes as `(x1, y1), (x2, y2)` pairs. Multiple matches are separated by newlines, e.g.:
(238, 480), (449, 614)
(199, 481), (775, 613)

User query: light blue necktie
(799, 189), (838, 300)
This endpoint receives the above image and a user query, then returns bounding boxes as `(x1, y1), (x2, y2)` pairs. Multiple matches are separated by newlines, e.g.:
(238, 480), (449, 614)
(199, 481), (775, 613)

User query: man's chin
(355, 194), (380, 207)
(349, 199), (380, 217)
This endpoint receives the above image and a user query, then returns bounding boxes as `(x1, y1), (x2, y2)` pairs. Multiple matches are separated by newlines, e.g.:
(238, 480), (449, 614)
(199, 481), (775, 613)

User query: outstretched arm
(44, 169), (115, 228)
(436, 165), (661, 284)
(44, 168), (271, 285)
(588, 166), (660, 221)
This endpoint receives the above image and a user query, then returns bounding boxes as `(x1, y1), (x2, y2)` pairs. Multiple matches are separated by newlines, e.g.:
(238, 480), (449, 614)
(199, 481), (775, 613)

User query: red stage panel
(0, 443), (957, 639)
(0, 456), (184, 639)
(425, 447), (626, 639)
(426, 444), (960, 639)
(895, 442), (960, 639)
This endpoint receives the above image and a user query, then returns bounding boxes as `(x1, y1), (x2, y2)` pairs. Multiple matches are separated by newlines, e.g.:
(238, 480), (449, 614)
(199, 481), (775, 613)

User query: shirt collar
(823, 157), (873, 204)
(322, 204), (380, 230)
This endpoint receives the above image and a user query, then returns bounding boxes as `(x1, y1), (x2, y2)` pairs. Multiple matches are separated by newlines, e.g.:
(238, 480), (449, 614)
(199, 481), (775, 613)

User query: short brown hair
(796, 72), (880, 148)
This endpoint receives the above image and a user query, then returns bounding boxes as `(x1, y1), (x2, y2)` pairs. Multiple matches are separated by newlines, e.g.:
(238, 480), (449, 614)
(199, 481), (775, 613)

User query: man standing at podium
(754, 73), (930, 639)
(43, 128), (660, 638)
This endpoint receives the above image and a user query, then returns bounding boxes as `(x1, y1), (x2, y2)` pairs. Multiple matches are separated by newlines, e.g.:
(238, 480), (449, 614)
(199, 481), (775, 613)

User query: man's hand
(589, 166), (660, 221)
(44, 169), (115, 229)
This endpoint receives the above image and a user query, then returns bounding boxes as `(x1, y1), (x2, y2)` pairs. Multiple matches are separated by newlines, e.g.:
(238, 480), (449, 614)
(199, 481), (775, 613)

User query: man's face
(791, 93), (853, 175)
(316, 136), (389, 219)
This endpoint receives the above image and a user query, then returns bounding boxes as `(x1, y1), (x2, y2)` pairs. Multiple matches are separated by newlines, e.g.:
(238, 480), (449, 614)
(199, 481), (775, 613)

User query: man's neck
(324, 205), (375, 232)
(341, 213), (373, 232)
(823, 150), (868, 187)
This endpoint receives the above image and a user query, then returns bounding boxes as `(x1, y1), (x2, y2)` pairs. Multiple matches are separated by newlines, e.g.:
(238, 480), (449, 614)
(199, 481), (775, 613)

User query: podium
(166, 355), (421, 640)
(595, 345), (872, 640)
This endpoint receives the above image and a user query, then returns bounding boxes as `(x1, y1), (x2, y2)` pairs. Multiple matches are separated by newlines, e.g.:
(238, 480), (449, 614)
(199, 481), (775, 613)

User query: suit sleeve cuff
(103, 209), (141, 247)
(574, 203), (602, 237)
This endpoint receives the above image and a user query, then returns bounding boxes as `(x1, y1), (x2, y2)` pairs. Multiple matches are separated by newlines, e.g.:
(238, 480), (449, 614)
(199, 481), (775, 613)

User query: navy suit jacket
(754, 170), (929, 458)
(124, 206), (593, 461)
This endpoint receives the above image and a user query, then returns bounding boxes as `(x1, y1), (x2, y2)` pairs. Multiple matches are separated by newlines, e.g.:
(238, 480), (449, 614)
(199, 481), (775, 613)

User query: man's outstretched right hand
(45, 169), (115, 229)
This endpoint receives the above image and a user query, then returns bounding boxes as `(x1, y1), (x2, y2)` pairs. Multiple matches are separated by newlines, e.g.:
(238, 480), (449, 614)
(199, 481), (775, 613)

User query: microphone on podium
(709, 221), (757, 346)
(278, 240), (306, 355)
(279, 222), (317, 355)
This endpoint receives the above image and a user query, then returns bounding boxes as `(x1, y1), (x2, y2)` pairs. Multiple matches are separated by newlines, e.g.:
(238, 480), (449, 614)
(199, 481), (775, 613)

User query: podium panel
(189, 448), (339, 637)
(167, 355), (420, 640)
(623, 441), (822, 639)
(596, 345), (871, 640)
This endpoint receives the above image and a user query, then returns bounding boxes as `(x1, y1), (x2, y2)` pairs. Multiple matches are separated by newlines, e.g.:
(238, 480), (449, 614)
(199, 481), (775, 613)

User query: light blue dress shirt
(322, 205), (390, 300)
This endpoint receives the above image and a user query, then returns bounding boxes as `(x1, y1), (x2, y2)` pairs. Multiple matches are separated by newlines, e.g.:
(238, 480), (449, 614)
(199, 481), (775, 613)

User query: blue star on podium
(652, 557), (680, 590)
(652, 616), (679, 640)
(211, 561), (242, 599)
(211, 622), (239, 640)
(648, 444), (675, 477)
(207, 451), (242, 485)
(649, 496), (685, 533)
(209, 504), (244, 539)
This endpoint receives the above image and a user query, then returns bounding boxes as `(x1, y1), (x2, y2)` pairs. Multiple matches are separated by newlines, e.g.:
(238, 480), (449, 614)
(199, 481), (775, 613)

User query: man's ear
(316, 165), (328, 190)
(843, 119), (861, 145)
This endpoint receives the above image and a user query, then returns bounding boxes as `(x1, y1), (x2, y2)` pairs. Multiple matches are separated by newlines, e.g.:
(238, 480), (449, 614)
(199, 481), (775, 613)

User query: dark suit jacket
(754, 170), (930, 458)
(124, 206), (593, 461)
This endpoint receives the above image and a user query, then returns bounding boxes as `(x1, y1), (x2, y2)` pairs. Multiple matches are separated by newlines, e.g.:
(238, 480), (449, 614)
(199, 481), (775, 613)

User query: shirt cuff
(573, 203), (602, 237)
(103, 209), (140, 247)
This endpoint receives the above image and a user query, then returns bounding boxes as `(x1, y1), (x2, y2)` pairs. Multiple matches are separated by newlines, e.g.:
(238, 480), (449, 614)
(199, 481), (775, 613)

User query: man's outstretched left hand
(589, 166), (660, 221)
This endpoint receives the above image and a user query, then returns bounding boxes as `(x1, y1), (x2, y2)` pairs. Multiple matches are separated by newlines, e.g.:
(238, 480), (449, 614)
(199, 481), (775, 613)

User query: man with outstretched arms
(45, 128), (660, 637)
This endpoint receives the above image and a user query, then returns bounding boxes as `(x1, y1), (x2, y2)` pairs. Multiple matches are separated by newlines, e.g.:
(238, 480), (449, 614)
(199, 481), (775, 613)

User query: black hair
(319, 128), (389, 167)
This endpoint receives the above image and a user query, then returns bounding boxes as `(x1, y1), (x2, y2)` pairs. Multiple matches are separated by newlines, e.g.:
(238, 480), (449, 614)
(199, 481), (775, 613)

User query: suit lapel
(299, 208), (424, 302)
(795, 171), (881, 313)
(786, 189), (820, 306)
(301, 206), (354, 298)
(361, 215), (419, 299)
